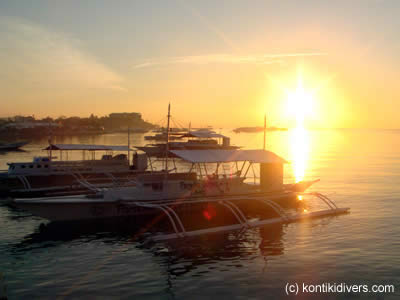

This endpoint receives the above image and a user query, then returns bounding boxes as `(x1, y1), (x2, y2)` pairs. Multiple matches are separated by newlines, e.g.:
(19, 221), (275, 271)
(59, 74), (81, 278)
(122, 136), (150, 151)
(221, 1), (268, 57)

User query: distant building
(109, 112), (142, 121)
(13, 115), (35, 123)
(106, 112), (145, 130)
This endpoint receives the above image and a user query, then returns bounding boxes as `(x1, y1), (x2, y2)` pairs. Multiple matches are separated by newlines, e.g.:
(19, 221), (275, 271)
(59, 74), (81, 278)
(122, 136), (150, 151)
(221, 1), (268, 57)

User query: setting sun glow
(286, 77), (315, 128)
(289, 126), (310, 182)
(284, 72), (313, 183)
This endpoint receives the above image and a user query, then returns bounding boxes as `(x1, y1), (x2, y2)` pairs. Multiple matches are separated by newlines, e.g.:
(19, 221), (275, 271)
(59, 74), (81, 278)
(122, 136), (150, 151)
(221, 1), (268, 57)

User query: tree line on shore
(0, 113), (156, 138)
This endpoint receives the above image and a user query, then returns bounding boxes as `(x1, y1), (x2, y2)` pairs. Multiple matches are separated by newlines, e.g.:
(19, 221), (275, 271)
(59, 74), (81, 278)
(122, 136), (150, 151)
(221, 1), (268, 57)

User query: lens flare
(202, 203), (217, 221)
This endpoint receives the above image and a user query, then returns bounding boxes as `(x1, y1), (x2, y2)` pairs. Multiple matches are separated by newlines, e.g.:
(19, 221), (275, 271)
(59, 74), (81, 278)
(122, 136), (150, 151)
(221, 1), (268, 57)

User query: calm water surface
(0, 129), (399, 299)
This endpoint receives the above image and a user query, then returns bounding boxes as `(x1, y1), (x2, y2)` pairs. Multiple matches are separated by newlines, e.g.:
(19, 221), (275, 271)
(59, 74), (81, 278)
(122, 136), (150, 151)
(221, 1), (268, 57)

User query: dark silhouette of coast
(0, 112), (155, 139)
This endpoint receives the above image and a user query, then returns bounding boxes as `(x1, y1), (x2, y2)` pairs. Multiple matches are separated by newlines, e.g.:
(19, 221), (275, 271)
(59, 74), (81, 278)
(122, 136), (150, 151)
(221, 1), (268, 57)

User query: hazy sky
(0, 0), (399, 128)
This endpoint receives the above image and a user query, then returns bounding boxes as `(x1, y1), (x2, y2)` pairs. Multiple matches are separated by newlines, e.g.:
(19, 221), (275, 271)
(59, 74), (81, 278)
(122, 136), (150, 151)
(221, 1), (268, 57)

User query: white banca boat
(0, 143), (150, 198)
(14, 149), (349, 241)
(0, 141), (29, 151)
(137, 130), (239, 158)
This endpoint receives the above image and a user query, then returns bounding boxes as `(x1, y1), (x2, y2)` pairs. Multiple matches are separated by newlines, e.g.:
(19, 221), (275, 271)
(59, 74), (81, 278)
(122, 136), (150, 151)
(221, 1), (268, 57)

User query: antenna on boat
(263, 113), (267, 150)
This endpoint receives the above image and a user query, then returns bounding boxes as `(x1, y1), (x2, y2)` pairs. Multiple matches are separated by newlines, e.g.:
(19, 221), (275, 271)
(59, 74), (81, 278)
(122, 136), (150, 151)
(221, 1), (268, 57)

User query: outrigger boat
(144, 128), (186, 141)
(13, 105), (349, 241)
(0, 143), (149, 198)
(0, 141), (29, 151)
(14, 148), (348, 240)
(137, 130), (239, 158)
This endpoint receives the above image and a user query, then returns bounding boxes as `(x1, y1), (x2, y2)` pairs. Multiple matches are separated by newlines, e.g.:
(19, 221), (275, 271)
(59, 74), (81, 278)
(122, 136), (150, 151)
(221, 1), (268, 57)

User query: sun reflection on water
(289, 126), (310, 182)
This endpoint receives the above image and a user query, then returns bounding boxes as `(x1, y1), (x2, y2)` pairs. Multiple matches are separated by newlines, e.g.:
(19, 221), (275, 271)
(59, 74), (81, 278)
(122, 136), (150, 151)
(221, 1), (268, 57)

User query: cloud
(0, 17), (126, 92)
(133, 53), (327, 69)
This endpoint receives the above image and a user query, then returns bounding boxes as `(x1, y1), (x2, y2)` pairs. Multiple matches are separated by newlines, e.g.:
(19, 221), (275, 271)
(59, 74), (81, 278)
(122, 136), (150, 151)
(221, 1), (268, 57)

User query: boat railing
(48, 160), (129, 173)
(51, 159), (128, 167)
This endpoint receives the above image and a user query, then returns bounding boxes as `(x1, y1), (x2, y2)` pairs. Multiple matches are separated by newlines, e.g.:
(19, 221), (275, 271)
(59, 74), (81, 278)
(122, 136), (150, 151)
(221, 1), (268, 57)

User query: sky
(0, 0), (399, 129)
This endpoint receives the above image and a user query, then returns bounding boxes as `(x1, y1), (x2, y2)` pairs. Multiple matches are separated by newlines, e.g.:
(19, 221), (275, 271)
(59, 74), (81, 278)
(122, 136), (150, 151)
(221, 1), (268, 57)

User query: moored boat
(14, 149), (341, 223)
(0, 143), (150, 198)
(0, 141), (29, 151)
(137, 130), (239, 157)
(13, 105), (349, 241)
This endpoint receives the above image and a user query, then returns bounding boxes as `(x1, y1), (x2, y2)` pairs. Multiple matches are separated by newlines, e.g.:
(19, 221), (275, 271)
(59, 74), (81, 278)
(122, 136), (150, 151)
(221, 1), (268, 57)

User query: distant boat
(105, 128), (150, 134)
(130, 128), (149, 134)
(233, 126), (288, 133)
(144, 132), (184, 141)
(138, 130), (240, 157)
(0, 141), (29, 151)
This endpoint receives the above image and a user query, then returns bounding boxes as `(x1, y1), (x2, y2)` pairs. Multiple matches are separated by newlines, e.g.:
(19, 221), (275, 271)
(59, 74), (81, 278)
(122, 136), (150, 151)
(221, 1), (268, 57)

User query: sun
(286, 76), (314, 127)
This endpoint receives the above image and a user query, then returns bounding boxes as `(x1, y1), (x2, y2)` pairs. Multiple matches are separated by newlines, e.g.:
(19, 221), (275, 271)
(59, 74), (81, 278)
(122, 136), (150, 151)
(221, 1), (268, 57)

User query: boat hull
(0, 171), (149, 198)
(0, 141), (29, 151)
(14, 191), (302, 222)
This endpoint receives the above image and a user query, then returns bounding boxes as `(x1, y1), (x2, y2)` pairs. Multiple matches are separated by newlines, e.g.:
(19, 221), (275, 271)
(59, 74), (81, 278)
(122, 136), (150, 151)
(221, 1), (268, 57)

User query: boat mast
(48, 122), (53, 162)
(263, 113), (266, 150)
(128, 127), (130, 166)
(163, 103), (171, 198)
(165, 103), (171, 171)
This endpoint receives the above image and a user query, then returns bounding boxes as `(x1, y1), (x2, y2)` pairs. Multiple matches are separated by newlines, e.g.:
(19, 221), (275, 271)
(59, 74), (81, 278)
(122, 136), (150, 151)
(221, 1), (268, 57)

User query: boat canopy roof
(170, 149), (288, 164)
(181, 131), (227, 139)
(44, 144), (133, 151)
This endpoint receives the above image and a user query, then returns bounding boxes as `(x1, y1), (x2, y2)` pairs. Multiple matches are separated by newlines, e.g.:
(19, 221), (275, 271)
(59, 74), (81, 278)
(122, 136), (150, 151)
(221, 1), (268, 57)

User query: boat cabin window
(21, 165), (25, 169)
(44, 165), (49, 168)
(37, 165), (41, 168)
(29, 165), (33, 168)
(101, 155), (113, 160)
(33, 157), (50, 163)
